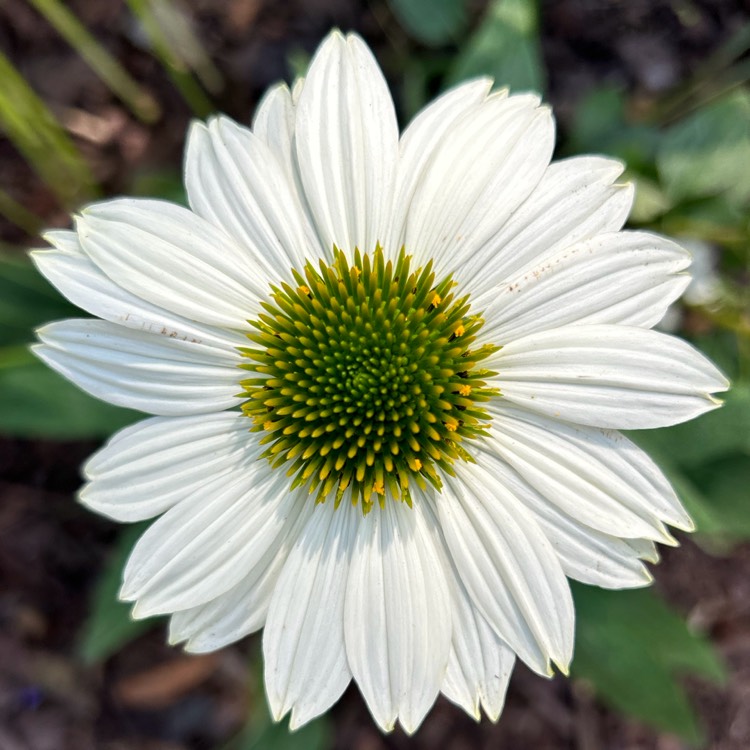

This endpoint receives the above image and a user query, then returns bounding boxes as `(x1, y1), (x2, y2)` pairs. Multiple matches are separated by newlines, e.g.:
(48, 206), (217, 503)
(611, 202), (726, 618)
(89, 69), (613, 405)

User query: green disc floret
(240, 246), (498, 512)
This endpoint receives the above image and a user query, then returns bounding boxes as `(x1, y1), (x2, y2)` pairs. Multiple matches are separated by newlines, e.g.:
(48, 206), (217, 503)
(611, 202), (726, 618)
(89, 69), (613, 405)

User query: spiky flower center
(240, 247), (498, 512)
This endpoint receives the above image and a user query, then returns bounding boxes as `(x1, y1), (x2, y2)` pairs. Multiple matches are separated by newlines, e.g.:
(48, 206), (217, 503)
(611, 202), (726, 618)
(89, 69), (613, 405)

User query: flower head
(32, 30), (727, 734)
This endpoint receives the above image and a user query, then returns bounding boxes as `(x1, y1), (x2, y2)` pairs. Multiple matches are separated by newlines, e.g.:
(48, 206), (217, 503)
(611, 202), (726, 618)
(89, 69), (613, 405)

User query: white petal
(384, 78), (492, 257)
(185, 116), (315, 269)
(441, 562), (515, 721)
(439, 466), (574, 676)
(264, 498), (358, 729)
(488, 325), (729, 428)
(121, 463), (305, 617)
(295, 31), (399, 255)
(473, 439), (654, 588)
(252, 83), (296, 176)
(625, 537), (661, 564)
(76, 198), (267, 329)
(466, 156), (634, 302)
(31, 232), (246, 353)
(485, 404), (694, 541)
(402, 93), (554, 278)
(344, 499), (451, 734)
(481, 231), (691, 342)
(80, 412), (253, 522)
(34, 319), (242, 416)
(251, 83), (323, 260)
(169, 495), (315, 652)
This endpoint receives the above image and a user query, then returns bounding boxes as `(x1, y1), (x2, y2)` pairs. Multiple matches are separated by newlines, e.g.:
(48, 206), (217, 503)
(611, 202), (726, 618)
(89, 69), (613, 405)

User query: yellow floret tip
(453, 324), (465, 337)
(445, 420), (458, 432)
(431, 293), (441, 307)
(298, 285), (310, 295)
(458, 384), (472, 396)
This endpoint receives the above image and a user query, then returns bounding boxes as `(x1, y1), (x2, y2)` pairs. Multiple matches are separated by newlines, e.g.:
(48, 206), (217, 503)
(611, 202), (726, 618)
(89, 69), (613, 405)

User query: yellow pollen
(407, 457), (423, 471)
(445, 420), (458, 432)
(298, 285), (310, 295)
(453, 324), (465, 337)
(373, 480), (385, 495)
(351, 267), (361, 278)
(431, 293), (442, 307)
(458, 384), (472, 396)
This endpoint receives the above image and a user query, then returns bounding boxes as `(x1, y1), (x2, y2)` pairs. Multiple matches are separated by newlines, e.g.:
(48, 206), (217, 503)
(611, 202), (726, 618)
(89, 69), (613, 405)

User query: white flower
(32, 30), (727, 734)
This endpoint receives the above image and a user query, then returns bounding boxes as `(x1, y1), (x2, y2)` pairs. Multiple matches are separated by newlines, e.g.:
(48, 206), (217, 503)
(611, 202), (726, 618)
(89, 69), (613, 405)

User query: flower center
(240, 247), (498, 512)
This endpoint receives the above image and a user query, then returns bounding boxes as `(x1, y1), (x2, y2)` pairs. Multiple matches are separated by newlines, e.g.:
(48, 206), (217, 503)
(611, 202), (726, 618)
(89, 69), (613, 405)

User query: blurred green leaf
(131, 168), (188, 204)
(670, 455), (750, 547)
(234, 716), (329, 750)
(0, 249), (78, 346)
(0, 50), (97, 206)
(567, 86), (660, 171)
(388, 0), (467, 47)
(572, 584), (726, 744)
(78, 523), (158, 664)
(630, 175), (674, 223)
(569, 87), (626, 149)
(448, 0), (545, 92)
(28, 0), (161, 123)
(126, 0), (214, 117)
(0, 355), (141, 438)
(657, 90), (750, 207)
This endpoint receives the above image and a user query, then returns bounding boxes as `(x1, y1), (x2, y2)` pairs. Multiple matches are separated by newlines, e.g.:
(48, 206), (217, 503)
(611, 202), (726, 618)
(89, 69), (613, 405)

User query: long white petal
(465, 156), (634, 302)
(170, 495), (316, 652)
(252, 83), (296, 177)
(439, 467), (574, 677)
(402, 93), (553, 279)
(473, 438), (655, 588)
(120, 465), (305, 617)
(185, 116), (315, 269)
(251, 82), (323, 258)
(385, 78), (492, 259)
(488, 325), (729, 428)
(32, 232), (246, 353)
(33, 319), (242, 416)
(440, 552), (515, 721)
(480, 231), (691, 342)
(264, 497), (358, 729)
(80, 412), (253, 521)
(485, 404), (694, 540)
(295, 31), (399, 256)
(344, 499), (451, 734)
(76, 198), (267, 328)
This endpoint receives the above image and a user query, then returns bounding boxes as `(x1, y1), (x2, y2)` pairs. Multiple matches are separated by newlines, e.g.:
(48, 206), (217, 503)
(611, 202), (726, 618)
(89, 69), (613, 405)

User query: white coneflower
(32, 30), (727, 734)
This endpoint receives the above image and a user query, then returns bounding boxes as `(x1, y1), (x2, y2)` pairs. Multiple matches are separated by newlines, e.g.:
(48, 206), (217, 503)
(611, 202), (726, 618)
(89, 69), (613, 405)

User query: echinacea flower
(32, 30), (727, 734)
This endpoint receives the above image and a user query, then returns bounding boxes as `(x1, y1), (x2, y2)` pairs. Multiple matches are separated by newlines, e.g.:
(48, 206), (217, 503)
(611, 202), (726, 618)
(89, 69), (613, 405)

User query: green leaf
(567, 86), (661, 171)
(0, 248), (78, 346)
(78, 523), (158, 664)
(0, 50), (97, 206)
(388, 0), (467, 47)
(681, 455), (750, 544)
(447, 0), (545, 92)
(630, 175), (674, 223)
(130, 168), (188, 205)
(657, 91), (750, 206)
(0, 353), (140, 438)
(572, 584), (726, 744)
(235, 716), (329, 750)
